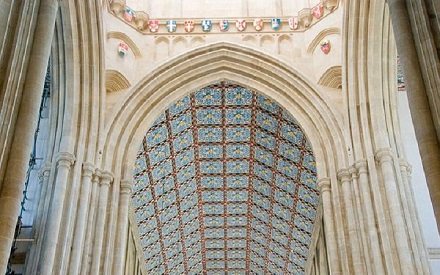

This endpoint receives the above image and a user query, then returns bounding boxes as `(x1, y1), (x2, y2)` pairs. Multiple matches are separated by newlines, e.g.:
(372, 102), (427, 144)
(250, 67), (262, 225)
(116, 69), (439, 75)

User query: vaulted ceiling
(131, 82), (319, 274)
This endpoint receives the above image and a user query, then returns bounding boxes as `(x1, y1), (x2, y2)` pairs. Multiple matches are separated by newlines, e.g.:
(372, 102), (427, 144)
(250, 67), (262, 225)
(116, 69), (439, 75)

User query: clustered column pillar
(68, 162), (95, 275)
(39, 152), (75, 274)
(337, 169), (364, 274)
(0, 0), (59, 272)
(375, 148), (415, 275)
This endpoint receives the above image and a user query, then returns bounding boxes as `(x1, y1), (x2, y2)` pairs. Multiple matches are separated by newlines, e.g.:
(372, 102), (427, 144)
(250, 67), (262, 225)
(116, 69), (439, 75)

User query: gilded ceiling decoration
(131, 82), (319, 274)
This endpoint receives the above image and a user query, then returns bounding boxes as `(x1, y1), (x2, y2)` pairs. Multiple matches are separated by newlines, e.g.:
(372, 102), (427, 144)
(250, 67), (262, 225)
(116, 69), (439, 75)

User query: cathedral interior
(0, 0), (439, 274)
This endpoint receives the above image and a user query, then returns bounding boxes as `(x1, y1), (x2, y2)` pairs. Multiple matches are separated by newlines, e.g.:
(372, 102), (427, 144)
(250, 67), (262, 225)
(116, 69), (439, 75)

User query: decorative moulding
(321, 0), (338, 11)
(110, 0), (126, 16)
(299, 8), (313, 28)
(134, 11), (149, 31)
(106, 0), (339, 35)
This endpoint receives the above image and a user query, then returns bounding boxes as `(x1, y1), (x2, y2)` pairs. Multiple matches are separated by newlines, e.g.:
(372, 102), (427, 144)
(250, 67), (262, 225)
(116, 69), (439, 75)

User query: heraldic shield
(288, 17), (299, 30)
(166, 20), (177, 32)
(320, 39), (331, 54)
(253, 19), (264, 31)
(149, 20), (159, 33)
(219, 19), (229, 32)
(184, 20), (195, 32)
(236, 19), (246, 31)
(124, 7), (135, 22)
(312, 5), (324, 19)
(201, 19), (212, 32)
(118, 42), (128, 57)
(271, 18), (281, 30)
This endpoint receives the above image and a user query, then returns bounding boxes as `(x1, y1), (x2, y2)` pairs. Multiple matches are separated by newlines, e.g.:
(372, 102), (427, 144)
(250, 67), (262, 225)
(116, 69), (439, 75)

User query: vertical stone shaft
(387, 0), (440, 232)
(375, 148), (415, 274)
(80, 170), (101, 274)
(0, 0), (58, 272)
(25, 163), (51, 274)
(113, 180), (132, 275)
(38, 152), (75, 274)
(399, 160), (431, 274)
(68, 162), (95, 275)
(338, 169), (364, 274)
(349, 167), (372, 275)
(90, 171), (113, 275)
(318, 178), (341, 275)
(355, 160), (385, 273)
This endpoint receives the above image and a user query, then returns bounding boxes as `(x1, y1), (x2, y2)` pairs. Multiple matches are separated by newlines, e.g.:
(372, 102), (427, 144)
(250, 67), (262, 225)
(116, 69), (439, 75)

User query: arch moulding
(100, 42), (349, 183)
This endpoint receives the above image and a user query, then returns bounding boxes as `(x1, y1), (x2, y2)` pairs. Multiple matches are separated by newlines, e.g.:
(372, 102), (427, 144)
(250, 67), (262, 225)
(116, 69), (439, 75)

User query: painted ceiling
(131, 82), (319, 274)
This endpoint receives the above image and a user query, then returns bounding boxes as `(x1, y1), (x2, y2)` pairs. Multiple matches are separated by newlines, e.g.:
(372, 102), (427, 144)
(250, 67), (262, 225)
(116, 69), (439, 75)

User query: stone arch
(106, 70), (131, 93)
(100, 42), (348, 183)
(172, 36), (188, 54)
(107, 31), (142, 59)
(260, 34), (275, 51)
(318, 66), (342, 89)
(154, 36), (170, 61)
(306, 27), (340, 55)
(278, 34), (293, 59)
(190, 36), (205, 47)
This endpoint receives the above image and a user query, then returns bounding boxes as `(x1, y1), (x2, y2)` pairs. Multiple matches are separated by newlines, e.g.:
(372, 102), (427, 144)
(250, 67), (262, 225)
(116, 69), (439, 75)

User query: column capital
(318, 178), (331, 193)
(93, 169), (103, 183)
(349, 166), (358, 179)
(337, 168), (351, 183)
(55, 152), (75, 168)
(398, 159), (412, 174)
(120, 180), (133, 194)
(354, 159), (368, 174)
(100, 171), (114, 186)
(82, 162), (95, 178)
(38, 162), (52, 180)
(375, 148), (394, 165)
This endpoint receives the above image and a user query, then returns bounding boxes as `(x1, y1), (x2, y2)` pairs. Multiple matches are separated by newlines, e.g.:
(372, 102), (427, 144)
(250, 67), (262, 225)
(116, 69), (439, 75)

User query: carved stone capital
(318, 178), (331, 193)
(93, 169), (103, 183)
(110, 0), (126, 16)
(100, 171), (114, 186)
(120, 180), (133, 194)
(321, 0), (338, 11)
(349, 166), (358, 179)
(134, 11), (149, 31)
(399, 159), (412, 174)
(354, 159), (368, 175)
(375, 148), (394, 165)
(82, 162), (95, 178)
(337, 168), (351, 183)
(55, 152), (75, 168)
(299, 8), (313, 28)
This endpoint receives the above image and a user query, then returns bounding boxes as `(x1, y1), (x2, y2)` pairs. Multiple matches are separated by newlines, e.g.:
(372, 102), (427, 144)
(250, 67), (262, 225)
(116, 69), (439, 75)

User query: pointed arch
(306, 27), (341, 55)
(318, 66), (342, 89)
(100, 42), (348, 183)
(106, 31), (142, 58)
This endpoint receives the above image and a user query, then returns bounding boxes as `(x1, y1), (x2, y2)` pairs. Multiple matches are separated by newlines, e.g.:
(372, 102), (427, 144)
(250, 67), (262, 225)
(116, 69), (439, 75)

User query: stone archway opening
(130, 82), (321, 274)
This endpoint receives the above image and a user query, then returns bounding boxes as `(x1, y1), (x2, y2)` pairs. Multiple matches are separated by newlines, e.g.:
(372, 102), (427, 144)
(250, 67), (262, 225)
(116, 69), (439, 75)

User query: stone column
(375, 148), (415, 274)
(25, 163), (51, 274)
(0, 0), (58, 272)
(113, 180), (132, 275)
(90, 171), (113, 275)
(349, 166), (371, 275)
(338, 169), (364, 274)
(38, 152), (75, 274)
(80, 170), (101, 274)
(318, 178), (341, 275)
(68, 162), (95, 275)
(355, 160), (385, 273)
(388, 0), (440, 232)
(399, 160), (430, 274)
